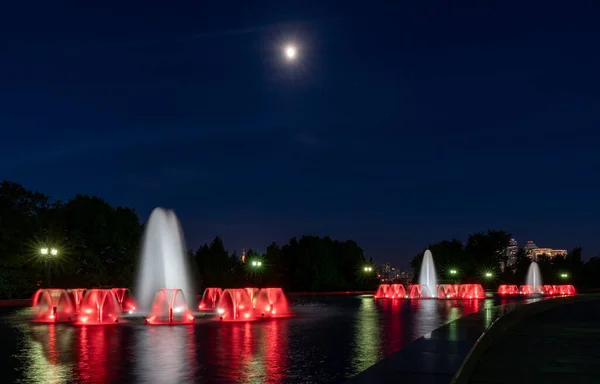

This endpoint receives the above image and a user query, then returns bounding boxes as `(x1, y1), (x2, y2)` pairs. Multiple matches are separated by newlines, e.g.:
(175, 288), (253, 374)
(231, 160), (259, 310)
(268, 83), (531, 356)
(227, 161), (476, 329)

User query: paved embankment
(459, 295), (600, 384)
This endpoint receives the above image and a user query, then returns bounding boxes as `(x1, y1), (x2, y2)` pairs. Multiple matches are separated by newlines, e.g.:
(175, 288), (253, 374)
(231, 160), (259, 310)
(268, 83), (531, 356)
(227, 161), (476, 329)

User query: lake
(0, 295), (522, 383)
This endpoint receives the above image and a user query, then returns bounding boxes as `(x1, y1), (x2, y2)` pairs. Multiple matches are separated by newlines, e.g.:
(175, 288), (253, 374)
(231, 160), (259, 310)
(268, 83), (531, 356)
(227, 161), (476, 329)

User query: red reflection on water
(74, 325), (123, 383)
(47, 323), (58, 365)
(378, 297), (404, 356)
(264, 318), (289, 383)
(213, 317), (289, 383)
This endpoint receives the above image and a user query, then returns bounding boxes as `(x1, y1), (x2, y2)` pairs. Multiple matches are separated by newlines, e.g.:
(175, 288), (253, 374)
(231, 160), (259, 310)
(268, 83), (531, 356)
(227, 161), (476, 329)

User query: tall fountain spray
(135, 208), (194, 313)
(526, 261), (542, 293)
(419, 249), (438, 298)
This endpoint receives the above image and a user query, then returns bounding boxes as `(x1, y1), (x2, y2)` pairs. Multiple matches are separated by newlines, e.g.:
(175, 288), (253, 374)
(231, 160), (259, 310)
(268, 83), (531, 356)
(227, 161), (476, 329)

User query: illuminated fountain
(146, 288), (194, 325)
(437, 284), (457, 299)
(67, 288), (86, 312)
(457, 284), (485, 299)
(216, 288), (254, 321)
(497, 284), (519, 296)
(525, 261), (542, 294)
(254, 288), (290, 317)
(390, 284), (407, 298)
(32, 288), (76, 322)
(77, 289), (121, 324)
(374, 284), (391, 299)
(111, 288), (137, 313)
(135, 208), (194, 313)
(245, 287), (260, 308)
(198, 287), (223, 310)
(408, 284), (432, 299)
(418, 249), (437, 298)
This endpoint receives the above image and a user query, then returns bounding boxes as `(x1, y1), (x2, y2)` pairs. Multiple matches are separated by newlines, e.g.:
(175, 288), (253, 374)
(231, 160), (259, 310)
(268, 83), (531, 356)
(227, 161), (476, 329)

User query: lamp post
(363, 266), (373, 273)
(41, 247), (58, 287)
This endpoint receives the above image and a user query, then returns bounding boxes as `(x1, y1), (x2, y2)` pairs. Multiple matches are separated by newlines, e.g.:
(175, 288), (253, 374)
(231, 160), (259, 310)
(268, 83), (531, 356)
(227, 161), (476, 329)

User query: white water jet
(135, 208), (194, 312)
(419, 249), (438, 298)
(526, 261), (542, 293)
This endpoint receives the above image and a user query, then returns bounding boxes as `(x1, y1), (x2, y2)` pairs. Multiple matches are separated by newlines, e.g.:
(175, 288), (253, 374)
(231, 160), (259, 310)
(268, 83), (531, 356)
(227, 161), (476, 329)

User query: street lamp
(363, 266), (373, 272)
(41, 247), (58, 287)
(449, 269), (458, 275)
(484, 272), (493, 278)
(560, 272), (569, 279)
(251, 260), (262, 267)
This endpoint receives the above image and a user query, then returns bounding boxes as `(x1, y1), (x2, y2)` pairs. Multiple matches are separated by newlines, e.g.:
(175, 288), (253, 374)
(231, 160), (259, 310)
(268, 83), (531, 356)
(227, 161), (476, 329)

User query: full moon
(284, 45), (297, 60)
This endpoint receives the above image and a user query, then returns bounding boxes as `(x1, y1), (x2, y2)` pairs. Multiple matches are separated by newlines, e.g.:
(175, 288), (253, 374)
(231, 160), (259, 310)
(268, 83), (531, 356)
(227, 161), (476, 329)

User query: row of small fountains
(375, 283), (577, 299)
(374, 283), (487, 299)
(31, 287), (289, 325)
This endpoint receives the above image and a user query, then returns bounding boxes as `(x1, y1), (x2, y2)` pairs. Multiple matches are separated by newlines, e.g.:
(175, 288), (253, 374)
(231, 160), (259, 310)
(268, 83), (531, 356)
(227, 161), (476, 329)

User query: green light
(363, 266), (373, 272)
(449, 269), (457, 275)
(560, 273), (569, 279)
(484, 272), (493, 278)
(251, 260), (261, 267)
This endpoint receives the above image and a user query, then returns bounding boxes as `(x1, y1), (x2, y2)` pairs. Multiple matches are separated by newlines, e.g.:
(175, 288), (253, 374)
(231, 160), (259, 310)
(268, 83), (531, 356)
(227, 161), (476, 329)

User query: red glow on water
(497, 285), (519, 296)
(32, 288), (76, 322)
(74, 322), (123, 382)
(146, 288), (194, 325)
(254, 288), (290, 318)
(76, 289), (121, 325)
(198, 287), (223, 310)
(217, 288), (255, 321)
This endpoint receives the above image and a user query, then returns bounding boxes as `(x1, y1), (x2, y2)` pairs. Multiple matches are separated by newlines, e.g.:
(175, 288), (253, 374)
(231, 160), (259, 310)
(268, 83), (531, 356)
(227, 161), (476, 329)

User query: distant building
(375, 263), (413, 283)
(241, 248), (246, 263)
(523, 240), (567, 260)
(505, 238), (519, 267)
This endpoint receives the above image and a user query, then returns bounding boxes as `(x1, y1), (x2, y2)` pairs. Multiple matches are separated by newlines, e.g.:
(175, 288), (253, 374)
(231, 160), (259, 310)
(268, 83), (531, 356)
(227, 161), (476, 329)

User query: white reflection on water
(17, 323), (74, 384)
(134, 325), (197, 384)
(352, 296), (382, 373)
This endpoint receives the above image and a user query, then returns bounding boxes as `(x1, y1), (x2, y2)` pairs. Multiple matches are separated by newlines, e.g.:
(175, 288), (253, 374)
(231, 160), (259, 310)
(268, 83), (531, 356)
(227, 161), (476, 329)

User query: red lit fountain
(254, 288), (290, 317)
(146, 288), (194, 325)
(374, 284), (391, 299)
(67, 288), (86, 312)
(437, 284), (457, 299)
(216, 288), (255, 321)
(245, 287), (260, 308)
(198, 287), (223, 310)
(111, 288), (137, 313)
(497, 284), (519, 296)
(32, 288), (77, 322)
(77, 289), (122, 324)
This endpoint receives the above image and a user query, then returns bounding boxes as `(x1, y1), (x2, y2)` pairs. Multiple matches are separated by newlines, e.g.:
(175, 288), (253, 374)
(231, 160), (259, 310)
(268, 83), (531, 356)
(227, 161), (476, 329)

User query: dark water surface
(0, 295), (522, 383)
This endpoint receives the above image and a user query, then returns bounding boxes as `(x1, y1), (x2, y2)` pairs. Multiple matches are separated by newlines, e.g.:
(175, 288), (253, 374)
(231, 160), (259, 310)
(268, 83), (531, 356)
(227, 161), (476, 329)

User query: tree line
(410, 230), (599, 289)
(0, 181), (378, 299)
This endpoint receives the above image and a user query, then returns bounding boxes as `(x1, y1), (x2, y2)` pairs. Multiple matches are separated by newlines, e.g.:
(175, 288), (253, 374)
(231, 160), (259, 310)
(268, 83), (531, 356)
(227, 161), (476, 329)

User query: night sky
(2, 1), (599, 266)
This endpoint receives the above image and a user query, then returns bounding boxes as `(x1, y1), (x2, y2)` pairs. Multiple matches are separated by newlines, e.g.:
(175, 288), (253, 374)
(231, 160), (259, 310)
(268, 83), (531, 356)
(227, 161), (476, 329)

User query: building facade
(523, 240), (567, 260)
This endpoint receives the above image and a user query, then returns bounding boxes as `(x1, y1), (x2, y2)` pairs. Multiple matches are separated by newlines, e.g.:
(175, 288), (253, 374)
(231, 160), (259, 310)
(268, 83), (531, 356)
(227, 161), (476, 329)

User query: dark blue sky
(1, 1), (599, 266)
